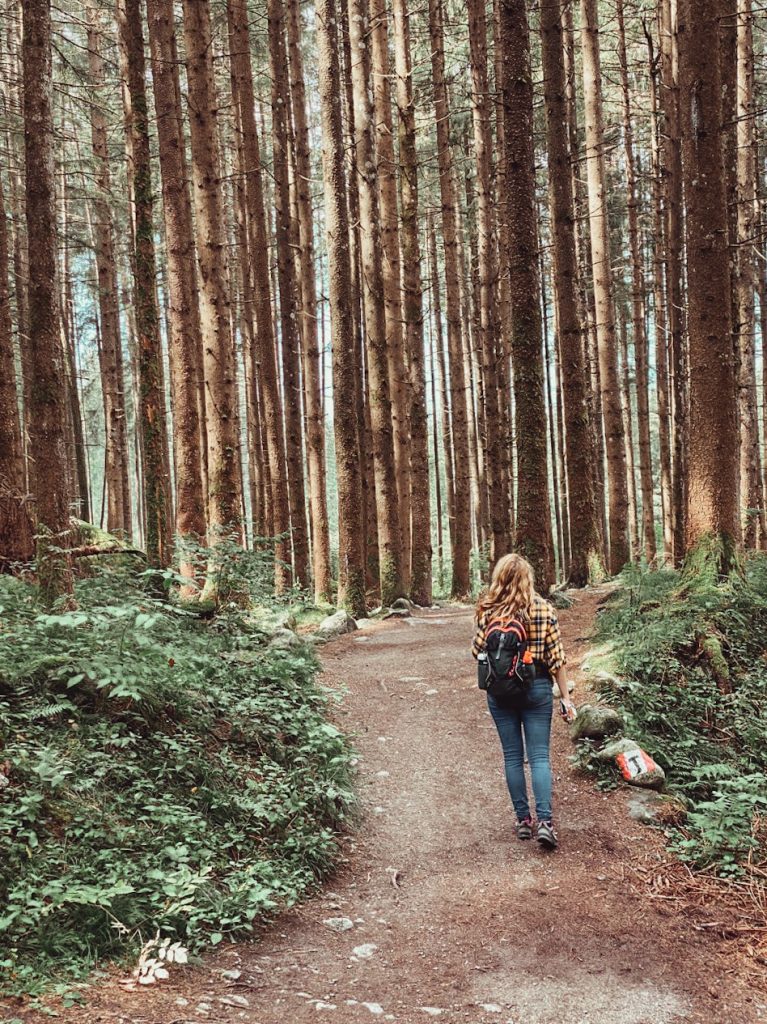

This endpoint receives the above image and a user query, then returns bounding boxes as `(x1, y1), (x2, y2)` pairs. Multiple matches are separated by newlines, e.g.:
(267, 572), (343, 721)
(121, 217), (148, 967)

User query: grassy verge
(0, 567), (355, 998)
(592, 557), (767, 874)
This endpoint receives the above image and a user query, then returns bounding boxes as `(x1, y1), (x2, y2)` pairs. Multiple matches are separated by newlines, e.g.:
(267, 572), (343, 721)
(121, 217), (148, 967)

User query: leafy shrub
(0, 569), (355, 995)
(594, 557), (767, 873)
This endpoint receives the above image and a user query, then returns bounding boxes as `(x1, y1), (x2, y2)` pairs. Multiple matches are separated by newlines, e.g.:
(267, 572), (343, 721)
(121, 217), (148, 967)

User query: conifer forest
(5, 0), (767, 1013)
(3, 0), (764, 609)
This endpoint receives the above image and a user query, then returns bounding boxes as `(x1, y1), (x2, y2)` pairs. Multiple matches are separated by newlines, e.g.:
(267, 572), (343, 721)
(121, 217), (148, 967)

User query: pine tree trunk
(540, 0), (602, 585)
(226, 0), (291, 590)
(658, 0), (687, 562)
(314, 0), (366, 615)
(646, 32), (675, 563)
(181, 0), (243, 556)
(370, 0), (411, 584)
(392, 0), (431, 605)
(23, 0), (73, 602)
(468, 0), (508, 566)
(678, 0), (740, 565)
(735, 0), (764, 547)
(0, 171), (33, 566)
(59, 171), (91, 524)
(86, 2), (131, 538)
(346, 0), (404, 605)
(118, 0), (173, 568)
(618, 306), (640, 560)
(617, 0), (656, 562)
(268, 0), (310, 588)
(427, 213), (456, 550)
(580, 0), (629, 574)
(428, 0), (472, 597)
(286, 0), (333, 602)
(338, 3), (376, 596)
(499, 0), (554, 590)
(146, 0), (208, 579)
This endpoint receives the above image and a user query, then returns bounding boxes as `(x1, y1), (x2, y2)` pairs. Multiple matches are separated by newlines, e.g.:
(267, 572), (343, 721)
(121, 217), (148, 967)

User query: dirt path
(8, 592), (766, 1024)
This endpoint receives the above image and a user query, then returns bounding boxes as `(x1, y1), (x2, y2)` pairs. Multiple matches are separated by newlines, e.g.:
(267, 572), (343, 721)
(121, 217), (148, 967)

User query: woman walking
(472, 553), (576, 849)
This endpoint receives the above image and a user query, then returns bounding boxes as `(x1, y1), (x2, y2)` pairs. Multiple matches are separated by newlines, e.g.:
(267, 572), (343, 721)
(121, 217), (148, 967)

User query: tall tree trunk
(617, 0), (656, 562)
(659, 0), (687, 562)
(580, 0), (629, 574)
(181, 0), (243, 556)
(540, 0), (602, 585)
(735, 0), (764, 547)
(59, 170), (91, 524)
(226, 0), (291, 590)
(146, 0), (208, 581)
(314, 0), (366, 615)
(86, 1), (131, 538)
(646, 29), (675, 563)
(428, 0), (472, 597)
(499, 0), (554, 589)
(468, 0), (508, 565)
(427, 212), (456, 551)
(370, 0), (411, 585)
(23, 0), (73, 602)
(338, 1), (376, 596)
(286, 0), (333, 602)
(618, 305), (640, 560)
(678, 0), (740, 565)
(0, 170), (33, 565)
(118, 0), (173, 568)
(268, 0), (310, 588)
(346, 0), (404, 605)
(392, 0), (431, 605)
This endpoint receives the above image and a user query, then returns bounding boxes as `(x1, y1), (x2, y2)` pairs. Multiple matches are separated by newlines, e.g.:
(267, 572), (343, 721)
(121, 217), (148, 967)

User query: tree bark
(499, 0), (554, 590)
(286, 0), (333, 602)
(181, 0), (243, 554)
(678, 0), (740, 564)
(370, 0), (411, 584)
(580, 0), (630, 574)
(346, 0), (404, 605)
(146, 0), (208, 579)
(226, 0), (291, 590)
(468, 0), (508, 566)
(540, 0), (602, 585)
(23, 0), (74, 602)
(86, 1), (131, 538)
(315, 0), (366, 614)
(735, 0), (764, 547)
(617, 0), (656, 562)
(392, 0), (431, 605)
(659, 0), (687, 562)
(427, 0), (472, 597)
(0, 170), (33, 566)
(118, 0), (173, 569)
(268, 0), (310, 588)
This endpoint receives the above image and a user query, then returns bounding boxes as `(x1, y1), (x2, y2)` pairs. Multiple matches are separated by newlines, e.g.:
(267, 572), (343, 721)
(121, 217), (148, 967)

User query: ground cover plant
(593, 555), (767, 873)
(0, 565), (355, 997)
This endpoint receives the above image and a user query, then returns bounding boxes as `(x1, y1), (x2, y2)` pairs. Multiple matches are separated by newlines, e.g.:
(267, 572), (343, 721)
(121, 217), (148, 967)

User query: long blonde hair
(476, 553), (536, 623)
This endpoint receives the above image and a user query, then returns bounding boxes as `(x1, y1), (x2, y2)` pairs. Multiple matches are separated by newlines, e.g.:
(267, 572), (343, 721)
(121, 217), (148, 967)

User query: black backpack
(477, 617), (537, 704)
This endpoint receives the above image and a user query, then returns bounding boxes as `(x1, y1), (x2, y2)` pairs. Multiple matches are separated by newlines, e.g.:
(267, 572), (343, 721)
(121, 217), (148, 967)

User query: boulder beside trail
(268, 628), (305, 653)
(570, 703), (624, 742)
(313, 610), (358, 644)
(597, 737), (666, 790)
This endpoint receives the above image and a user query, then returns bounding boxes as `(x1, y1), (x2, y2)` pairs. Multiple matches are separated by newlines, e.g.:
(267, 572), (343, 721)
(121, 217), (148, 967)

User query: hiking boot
(537, 820), (558, 850)
(515, 816), (533, 840)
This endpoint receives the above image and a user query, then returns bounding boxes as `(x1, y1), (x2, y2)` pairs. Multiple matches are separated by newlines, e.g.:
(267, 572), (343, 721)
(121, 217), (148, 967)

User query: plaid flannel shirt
(471, 594), (567, 674)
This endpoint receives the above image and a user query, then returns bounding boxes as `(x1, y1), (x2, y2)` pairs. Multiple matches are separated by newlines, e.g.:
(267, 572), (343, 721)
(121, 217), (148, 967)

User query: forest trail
(14, 592), (766, 1024)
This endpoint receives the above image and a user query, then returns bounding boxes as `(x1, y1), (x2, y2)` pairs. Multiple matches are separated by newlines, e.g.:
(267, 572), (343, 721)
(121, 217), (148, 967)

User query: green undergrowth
(0, 567), (355, 997)
(594, 556), (767, 874)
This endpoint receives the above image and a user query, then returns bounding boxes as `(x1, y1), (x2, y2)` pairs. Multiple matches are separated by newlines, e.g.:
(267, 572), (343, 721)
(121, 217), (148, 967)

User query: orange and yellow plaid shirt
(471, 594), (567, 674)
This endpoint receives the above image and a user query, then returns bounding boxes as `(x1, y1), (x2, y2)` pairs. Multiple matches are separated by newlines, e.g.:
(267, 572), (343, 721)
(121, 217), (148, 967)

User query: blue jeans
(488, 678), (554, 822)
